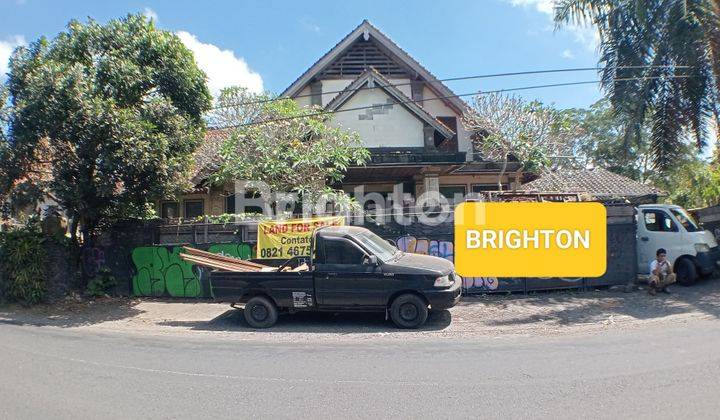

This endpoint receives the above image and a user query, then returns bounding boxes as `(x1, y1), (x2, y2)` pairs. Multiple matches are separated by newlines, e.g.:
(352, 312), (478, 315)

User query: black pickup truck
(210, 226), (462, 328)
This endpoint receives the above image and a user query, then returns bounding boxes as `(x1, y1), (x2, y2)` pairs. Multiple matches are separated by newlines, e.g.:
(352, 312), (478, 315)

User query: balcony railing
(366, 149), (467, 165)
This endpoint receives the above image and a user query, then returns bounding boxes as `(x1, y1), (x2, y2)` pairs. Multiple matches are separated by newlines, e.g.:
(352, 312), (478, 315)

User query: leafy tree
(653, 159), (720, 208)
(555, 0), (720, 170)
(463, 93), (580, 191)
(0, 85), (11, 200)
(2, 14), (211, 241)
(558, 99), (654, 180)
(211, 87), (370, 213)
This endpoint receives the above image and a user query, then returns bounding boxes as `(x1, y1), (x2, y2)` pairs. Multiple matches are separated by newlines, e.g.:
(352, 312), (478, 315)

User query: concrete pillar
(423, 125), (436, 152)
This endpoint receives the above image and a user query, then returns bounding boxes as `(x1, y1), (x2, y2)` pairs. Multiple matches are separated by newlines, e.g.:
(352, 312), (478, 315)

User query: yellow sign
(455, 202), (606, 277)
(257, 216), (345, 259)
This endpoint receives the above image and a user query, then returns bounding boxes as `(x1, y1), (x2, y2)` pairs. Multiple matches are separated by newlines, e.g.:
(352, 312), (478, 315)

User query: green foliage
(85, 267), (117, 297)
(558, 98), (707, 186)
(2, 14), (212, 237)
(555, 0), (720, 170)
(192, 213), (270, 224)
(464, 93), (579, 189)
(0, 219), (47, 305)
(652, 159), (720, 208)
(557, 99), (653, 180)
(210, 87), (370, 207)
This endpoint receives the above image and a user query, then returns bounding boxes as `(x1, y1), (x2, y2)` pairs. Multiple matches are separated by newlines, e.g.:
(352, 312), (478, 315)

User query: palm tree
(555, 0), (720, 170)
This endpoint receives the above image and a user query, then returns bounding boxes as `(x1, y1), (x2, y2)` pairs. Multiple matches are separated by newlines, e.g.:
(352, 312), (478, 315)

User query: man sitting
(649, 248), (676, 295)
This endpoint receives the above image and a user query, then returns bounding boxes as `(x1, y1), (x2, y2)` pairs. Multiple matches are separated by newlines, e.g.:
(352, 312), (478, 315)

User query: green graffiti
(131, 244), (253, 297)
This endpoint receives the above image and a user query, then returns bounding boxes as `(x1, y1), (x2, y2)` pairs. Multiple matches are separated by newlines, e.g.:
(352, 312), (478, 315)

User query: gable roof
(281, 20), (467, 115)
(325, 68), (455, 139)
(519, 167), (665, 198)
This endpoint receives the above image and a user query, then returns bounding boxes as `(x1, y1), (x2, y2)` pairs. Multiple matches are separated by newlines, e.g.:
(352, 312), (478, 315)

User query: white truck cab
(636, 204), (720, 285)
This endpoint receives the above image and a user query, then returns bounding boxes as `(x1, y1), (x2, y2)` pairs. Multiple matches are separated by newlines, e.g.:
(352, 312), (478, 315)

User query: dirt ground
(2, 279), (720, 342)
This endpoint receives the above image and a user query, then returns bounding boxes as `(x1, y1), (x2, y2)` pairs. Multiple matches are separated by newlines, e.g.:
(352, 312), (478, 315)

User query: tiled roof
(189, 128), (230, 185)
(519, 167), (665, 198)
(281, 20), (468, 114)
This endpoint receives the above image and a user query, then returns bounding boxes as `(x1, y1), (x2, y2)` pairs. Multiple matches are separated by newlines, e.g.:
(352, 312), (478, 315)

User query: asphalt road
(1, 319), (719, 420)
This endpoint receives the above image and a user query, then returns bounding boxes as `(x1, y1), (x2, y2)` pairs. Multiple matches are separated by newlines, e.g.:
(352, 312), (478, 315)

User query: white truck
(636, 204), (720, 285)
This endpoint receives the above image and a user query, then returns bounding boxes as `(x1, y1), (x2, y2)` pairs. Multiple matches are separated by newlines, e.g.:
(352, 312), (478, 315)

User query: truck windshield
(354, 230), (399, 262)
(670, 209), (700, 232)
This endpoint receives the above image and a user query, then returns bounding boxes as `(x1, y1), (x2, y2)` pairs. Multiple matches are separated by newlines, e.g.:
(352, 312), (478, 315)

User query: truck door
(637, 209), (681, 273)
(314, 237), (385, 307)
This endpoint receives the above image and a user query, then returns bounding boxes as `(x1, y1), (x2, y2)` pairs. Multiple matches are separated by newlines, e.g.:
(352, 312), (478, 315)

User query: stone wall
(363, 204), (637, 293)
(88, 204), (637, 297)
(692, 205), (720, 242)
(44, 239), (78, 299)
(82, 219), (163, 296)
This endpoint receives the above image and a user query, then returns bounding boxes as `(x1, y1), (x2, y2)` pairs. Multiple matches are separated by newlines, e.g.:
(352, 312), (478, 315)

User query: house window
(225, 194), (235, 214)
(184, 200), (204, 219)
(471, 184), (509, 193)
(439, 185), (466, 203)
(225, 191), (265, 214)
(160, 202), (179, 219)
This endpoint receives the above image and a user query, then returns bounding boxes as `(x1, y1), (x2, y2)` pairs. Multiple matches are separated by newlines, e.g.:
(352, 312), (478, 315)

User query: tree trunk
(69, 215), (79, 245)
(497, 157), (508, 193)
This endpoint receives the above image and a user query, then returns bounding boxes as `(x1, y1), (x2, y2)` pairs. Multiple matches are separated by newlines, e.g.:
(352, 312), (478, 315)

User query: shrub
(86, 267), (117, 297)
(0, 219), (48, 305)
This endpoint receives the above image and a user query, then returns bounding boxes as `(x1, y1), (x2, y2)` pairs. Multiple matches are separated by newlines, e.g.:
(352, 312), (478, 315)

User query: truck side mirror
(364, 255), (379, 266)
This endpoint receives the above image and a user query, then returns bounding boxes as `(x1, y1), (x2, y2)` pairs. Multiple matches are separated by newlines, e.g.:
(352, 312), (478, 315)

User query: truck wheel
(390, 294), (428, 329)
(243, 296), (278, 328)
(675, 258), (698, 286)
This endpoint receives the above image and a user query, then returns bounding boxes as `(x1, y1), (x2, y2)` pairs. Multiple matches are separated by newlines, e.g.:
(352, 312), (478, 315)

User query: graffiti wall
(394, 236), (454, 261)
(392, 235), (505, 292)
(131, 243), (254, 298)
(388, 235), (593, 293)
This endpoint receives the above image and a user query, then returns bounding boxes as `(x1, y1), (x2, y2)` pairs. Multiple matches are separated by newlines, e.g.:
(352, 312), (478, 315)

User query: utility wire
(210, 65), (694, 110)
(210, 74), (696, 129)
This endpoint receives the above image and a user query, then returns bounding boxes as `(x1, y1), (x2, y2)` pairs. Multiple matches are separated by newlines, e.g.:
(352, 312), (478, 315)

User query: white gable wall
(421, 86), (472, 160)
(293, 78), (413, 108)
(329, 87), (424, 148)
(292, 78), (470, 155)
(294, 85), (312, 108)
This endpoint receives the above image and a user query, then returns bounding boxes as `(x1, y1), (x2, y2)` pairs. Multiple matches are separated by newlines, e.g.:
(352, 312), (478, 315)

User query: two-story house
(160, 20), (521, 219)
(283, 20), (520, 204)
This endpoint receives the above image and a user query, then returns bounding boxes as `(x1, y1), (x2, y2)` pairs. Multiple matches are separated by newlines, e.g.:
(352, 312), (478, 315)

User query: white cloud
(0, 35), (26, 79)
(565, 25), (600, 52)
(142, 7), (158, 23)
(509, 0), (554, 14)
(561, 49), (575, 59)
(176, 31), (264, 96)
(505, 0), (600, 52)
(300, 17), (321, 34)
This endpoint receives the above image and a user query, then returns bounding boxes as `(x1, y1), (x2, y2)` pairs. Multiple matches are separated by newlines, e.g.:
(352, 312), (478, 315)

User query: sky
(0, 0), (605, 109)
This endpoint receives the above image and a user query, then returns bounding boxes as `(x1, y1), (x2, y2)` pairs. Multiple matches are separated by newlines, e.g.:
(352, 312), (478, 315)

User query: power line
(210, 65), (694, 110)
(210, 74), (696, 129)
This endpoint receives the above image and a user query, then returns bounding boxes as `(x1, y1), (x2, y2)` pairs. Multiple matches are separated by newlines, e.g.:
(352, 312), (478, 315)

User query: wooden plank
(182, 246), (267, 269)
(179, 253), (258, 272)
(183, 246), (266, 268)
